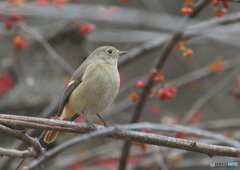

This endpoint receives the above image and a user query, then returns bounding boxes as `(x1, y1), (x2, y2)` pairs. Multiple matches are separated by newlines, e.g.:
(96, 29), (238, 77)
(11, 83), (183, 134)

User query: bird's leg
(81, 111), (95, 131)
(96, 113), (109, 127)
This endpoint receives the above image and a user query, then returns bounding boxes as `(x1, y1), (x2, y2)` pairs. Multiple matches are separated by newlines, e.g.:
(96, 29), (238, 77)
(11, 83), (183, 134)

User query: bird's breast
(68, 62), (120, 114)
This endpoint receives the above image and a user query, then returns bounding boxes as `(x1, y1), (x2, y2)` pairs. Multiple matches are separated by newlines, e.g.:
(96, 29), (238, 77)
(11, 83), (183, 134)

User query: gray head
(87, 46), (127, 67)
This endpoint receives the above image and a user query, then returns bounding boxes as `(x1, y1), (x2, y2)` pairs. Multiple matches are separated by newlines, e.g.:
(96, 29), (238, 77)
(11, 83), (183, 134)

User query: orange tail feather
(44, 131), (59, 144)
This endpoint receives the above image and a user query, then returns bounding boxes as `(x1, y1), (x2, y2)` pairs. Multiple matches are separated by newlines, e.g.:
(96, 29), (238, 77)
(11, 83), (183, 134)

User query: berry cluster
(1, 14), (23, 31)
(153, 86), (178, 101)
(212, 0), (230, 17)
(177, 41), (193, 58)
(181, 0), (194, 15)
(150, 70), (165, 83)
(129, 69), (178, 103)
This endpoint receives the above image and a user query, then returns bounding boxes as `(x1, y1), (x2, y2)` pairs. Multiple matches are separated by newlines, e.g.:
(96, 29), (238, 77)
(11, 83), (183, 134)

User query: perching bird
(44, 46), (127, 144)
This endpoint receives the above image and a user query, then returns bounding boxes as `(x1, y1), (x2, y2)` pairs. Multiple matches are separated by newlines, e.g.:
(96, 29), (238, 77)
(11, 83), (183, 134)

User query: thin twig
(0, 147), (35, 158)
(123, 123), (240, 148)
(119, 12), (240, 68)
(0, 99), (59, 170)
(181, 68), (240, 125)
(19, 23), (74, 74)
(195, 118), (240, 130)
(27, 128), (115, 170)
(0, 124), (44, 156)
(16, 158), (26, 170)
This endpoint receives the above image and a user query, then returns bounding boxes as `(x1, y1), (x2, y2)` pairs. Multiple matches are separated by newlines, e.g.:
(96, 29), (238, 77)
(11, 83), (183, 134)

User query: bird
(44, 46), (127, 144)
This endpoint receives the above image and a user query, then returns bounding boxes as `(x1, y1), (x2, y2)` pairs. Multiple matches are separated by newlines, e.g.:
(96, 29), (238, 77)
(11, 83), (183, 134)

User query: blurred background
(0, 0), (240, 169)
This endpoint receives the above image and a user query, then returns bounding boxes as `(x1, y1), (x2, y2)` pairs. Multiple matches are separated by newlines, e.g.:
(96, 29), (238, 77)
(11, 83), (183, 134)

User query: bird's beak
(118, 51), (127, 56)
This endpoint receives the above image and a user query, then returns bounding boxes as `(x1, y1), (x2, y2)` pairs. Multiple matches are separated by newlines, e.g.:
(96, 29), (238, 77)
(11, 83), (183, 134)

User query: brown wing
(56, 62), (88, 118)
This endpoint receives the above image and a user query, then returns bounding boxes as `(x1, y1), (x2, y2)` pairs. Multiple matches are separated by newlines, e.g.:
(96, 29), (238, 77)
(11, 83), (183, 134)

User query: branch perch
(0, 114), (240, 163)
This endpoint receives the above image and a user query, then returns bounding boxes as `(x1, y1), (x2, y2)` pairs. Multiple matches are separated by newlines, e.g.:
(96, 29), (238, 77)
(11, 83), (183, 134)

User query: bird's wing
(56, 63), (88, 118)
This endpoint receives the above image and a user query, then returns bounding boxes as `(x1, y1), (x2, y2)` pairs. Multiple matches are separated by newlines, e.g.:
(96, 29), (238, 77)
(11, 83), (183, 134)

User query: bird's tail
(44, 130), (59, 144)
(44, 107), (75, 144)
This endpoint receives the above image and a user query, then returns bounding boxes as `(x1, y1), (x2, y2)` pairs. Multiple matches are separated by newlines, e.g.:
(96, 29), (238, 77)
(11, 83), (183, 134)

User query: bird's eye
(107, 49), (113, 54)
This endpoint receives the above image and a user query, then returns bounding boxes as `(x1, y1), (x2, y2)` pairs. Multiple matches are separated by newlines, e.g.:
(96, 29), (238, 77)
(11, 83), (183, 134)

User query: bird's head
(88, 46), (127, 67)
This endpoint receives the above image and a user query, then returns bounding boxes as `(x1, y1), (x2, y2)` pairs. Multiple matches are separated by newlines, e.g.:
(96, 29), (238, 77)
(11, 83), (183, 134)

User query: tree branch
(18, 23), (74, 74)
(118, 1), (211, 169)
(0, 124), (44, 156)
(26, 128), (115, 170)
(0, 114), (239, 165)
(0, 147), (35, 158)
(0, 99), (59, 170)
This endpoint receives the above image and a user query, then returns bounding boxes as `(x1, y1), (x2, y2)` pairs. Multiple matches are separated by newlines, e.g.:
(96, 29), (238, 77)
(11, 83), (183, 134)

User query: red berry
(181, 7), (193, 15)
(3, 18), (14, 30)
(9, 13), (23, 22)
(79, 23), (95, 35)
(1, 73), (14, 89)
(176, 132), (186, 138)
(13, 36), (27, 49)
(150, 104), (160, 114)
(168, 86), (177, 95)
(35, 0), (50, 6)
(183, 48), (193, 57)
(140, 129), (151, 133)
(154, 75), (164, 83)
(129, 92), (139, 102)
(160, 88), (172, 101)
(149, 71), (156, 78)
(190, 110), (203, 124)
(136, 80), (145, 88)
(215, 10), (223, 17)
(212, 0), (219, 6)
(0, 81), (7, 94)
(222, 1), (230, 8)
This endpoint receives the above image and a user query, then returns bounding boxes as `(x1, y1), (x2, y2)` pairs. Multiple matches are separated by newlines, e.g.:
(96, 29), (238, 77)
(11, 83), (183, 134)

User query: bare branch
(18, 23), (74, 74)
(1, 114), (240, 147)
(0, 147), (35, 158)
(124, 123), (240, 148)
(119, 12), (240, 68)
(0, 115), (239, 164)
(118, 1), (211, 169)
(27, 128), (115, 170)
(181, 68), (240, 125)
(196, 118), (240, 130)
(0, 124), (44, 156)
(0, 99), (59, 170)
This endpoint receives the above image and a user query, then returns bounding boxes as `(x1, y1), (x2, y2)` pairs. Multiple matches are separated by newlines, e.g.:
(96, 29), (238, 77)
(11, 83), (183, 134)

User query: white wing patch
(67, 80), (75, 88)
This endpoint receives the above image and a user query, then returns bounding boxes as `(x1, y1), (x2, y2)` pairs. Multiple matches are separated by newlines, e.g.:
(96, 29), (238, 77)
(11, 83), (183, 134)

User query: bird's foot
(81, 111), (95, 132)
(96, 113), (109, 128)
